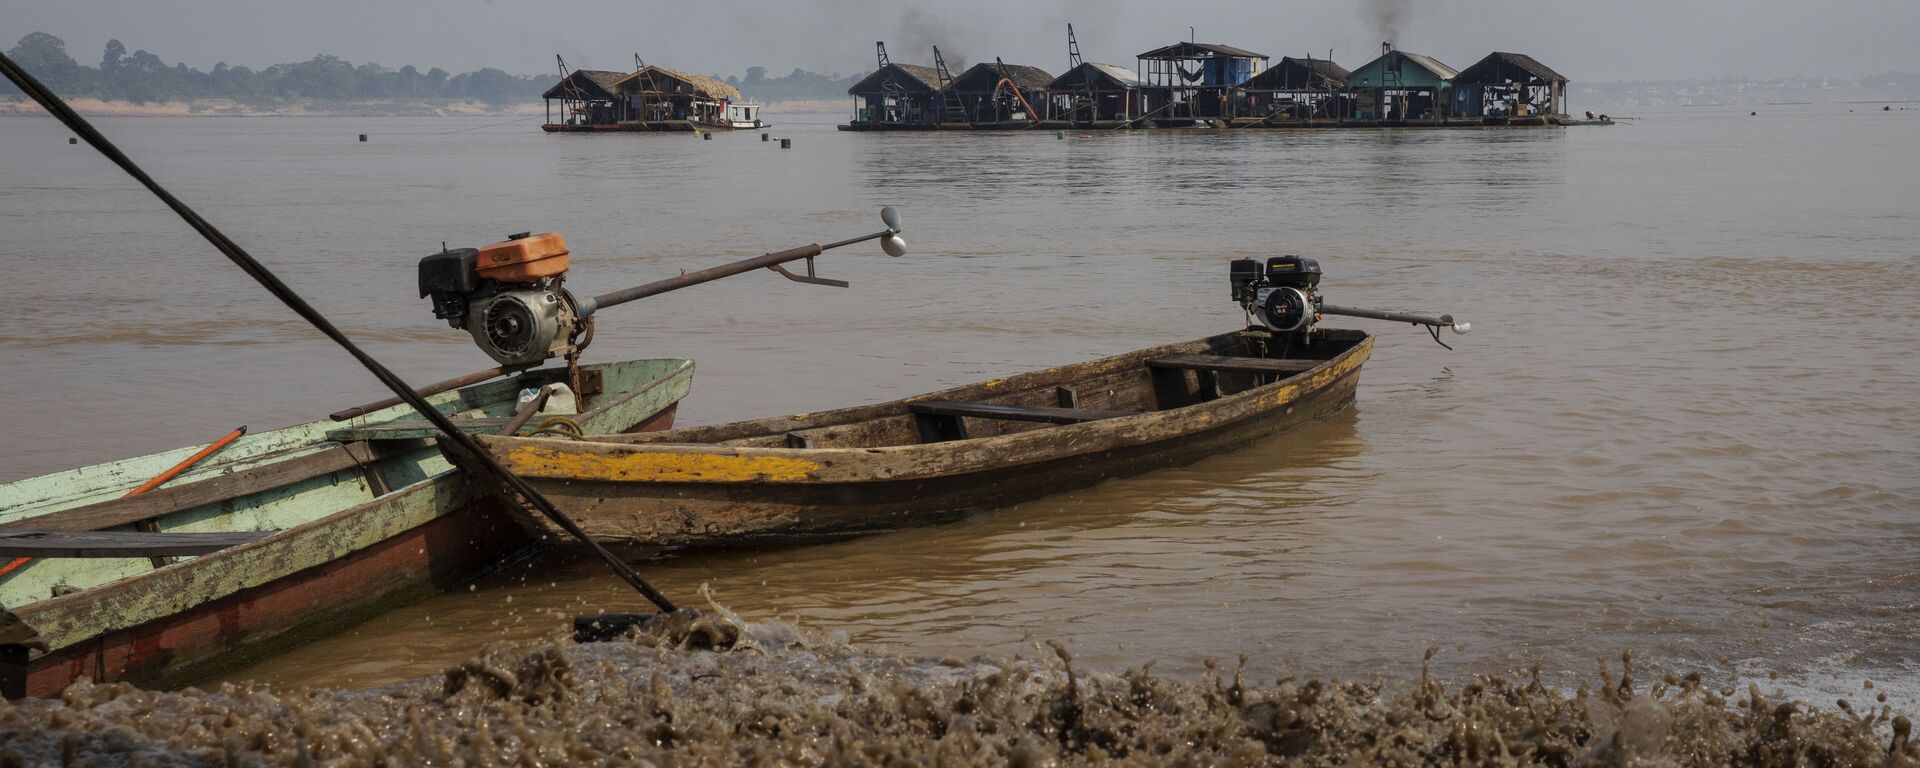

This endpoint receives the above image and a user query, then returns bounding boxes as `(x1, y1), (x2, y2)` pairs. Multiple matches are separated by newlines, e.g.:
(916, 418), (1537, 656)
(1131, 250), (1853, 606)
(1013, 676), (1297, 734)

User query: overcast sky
(6, 0), (1915, 82)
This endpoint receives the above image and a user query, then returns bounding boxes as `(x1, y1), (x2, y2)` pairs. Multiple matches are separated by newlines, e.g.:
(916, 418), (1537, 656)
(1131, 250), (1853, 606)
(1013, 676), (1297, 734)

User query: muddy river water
(2, 107), (1917, 703)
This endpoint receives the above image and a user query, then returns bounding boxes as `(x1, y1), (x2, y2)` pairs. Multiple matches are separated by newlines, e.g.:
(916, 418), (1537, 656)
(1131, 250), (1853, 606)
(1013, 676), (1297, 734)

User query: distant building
(1236, 56), (1350, 120)
(1453, 52), (1568, 120)
(947, 62), (1054, 124)
(543, 70), (632, 126)
(1136, 41), (1269, 123)
(1346, 46), (1458, 121)
(846, 62), (945, 128)
(1046, 62), (1148, 124)
(625, 66), (742, 126)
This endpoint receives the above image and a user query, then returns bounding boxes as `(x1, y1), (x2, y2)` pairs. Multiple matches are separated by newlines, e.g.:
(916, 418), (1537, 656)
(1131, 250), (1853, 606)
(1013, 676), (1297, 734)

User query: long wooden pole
(1, 51), (680, 614)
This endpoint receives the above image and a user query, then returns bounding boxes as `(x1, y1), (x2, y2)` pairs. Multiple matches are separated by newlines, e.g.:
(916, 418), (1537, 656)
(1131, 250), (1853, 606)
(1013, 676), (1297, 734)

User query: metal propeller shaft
(580, 211), (904, 318)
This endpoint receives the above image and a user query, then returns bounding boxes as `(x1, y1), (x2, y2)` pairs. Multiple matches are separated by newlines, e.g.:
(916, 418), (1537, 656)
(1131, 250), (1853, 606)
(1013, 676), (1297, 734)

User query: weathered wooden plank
(1145, 354), (1321, 376)
(327, 418), (512, 442)
(0, 531), (277, 558)
(0, 444), (372, 534)
(907, 400), (1136, 425)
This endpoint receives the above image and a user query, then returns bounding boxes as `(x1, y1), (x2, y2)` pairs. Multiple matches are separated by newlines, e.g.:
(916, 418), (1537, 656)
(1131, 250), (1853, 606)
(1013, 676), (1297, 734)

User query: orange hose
(993, 78), (1042, 123)
(0, 425), (246, 580)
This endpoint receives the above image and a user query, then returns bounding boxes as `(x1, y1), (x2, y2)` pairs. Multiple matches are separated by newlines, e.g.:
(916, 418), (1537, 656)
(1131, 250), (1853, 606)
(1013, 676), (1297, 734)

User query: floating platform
(839, 116), (1589, 132)
(543, 120), (771, 133)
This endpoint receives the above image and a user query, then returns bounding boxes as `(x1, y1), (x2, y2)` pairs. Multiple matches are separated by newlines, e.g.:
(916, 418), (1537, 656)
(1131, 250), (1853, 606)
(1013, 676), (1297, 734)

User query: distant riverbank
(0, 96), (542, 117)
(0, 96), (843, 118)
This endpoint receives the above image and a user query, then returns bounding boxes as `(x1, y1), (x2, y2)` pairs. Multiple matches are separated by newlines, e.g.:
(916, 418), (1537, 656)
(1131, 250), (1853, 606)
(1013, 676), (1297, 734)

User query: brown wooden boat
(478, 329), (1372, 547)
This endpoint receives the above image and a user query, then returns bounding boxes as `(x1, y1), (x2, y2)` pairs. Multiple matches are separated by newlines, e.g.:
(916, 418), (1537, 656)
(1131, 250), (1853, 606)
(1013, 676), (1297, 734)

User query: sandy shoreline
(0, 96), (843, 118)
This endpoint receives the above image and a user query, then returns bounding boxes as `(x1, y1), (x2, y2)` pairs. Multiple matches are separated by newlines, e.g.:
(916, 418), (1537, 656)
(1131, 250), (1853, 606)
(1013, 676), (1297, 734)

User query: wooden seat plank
(0, 530), (278, 558)
(907, 400), (1135, 425)
(1144, 354), (1321, 376)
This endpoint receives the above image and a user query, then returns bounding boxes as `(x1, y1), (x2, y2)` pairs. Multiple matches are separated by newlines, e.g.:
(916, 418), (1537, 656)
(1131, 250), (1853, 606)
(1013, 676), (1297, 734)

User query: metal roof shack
(1135, 39), (1269, 123)
(1136, 40), (1268, 89)
(1345, 46), (1459, 121)
(1453, 52), (1568, 119)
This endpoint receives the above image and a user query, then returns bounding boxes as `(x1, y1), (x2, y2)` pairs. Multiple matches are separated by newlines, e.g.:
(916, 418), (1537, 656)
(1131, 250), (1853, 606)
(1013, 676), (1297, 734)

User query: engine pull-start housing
(1232, 256), (1324, 334)
(419, 232), (583, 367)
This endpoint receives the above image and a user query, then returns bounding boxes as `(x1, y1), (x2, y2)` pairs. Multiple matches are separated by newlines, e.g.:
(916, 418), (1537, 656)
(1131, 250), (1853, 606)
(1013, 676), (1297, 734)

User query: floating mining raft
(838, 36), (1596, 132)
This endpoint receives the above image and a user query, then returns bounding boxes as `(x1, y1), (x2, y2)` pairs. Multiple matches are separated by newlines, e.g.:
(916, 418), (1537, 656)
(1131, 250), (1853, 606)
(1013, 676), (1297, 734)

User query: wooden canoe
(479, 329), (1372, 547)
(0, 358), (693, 698)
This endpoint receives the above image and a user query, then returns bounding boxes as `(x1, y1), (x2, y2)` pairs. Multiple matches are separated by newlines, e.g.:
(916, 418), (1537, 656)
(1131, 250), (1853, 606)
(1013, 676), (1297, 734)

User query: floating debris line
(1, 617), (1911, 766)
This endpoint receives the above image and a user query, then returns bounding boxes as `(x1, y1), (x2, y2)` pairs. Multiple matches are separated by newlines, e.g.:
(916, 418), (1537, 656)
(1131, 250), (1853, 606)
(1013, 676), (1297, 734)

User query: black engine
(1231, 256), (1323, 333)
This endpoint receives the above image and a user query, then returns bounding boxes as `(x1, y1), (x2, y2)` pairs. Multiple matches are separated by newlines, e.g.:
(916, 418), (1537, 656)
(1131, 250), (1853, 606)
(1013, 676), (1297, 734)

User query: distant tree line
(1, 32), (546, 106)
(726, 67), (865, 102)
(3, 32), (869, 106)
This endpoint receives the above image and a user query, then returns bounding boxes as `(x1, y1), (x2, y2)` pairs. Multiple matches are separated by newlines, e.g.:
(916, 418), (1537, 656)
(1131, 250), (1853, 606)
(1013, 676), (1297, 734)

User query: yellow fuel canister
(475, 232), (570, 283)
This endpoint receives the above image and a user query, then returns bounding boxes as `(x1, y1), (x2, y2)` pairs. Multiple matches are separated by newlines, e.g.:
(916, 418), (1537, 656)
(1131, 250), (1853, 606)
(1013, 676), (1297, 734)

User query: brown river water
(2, 108), (1917, 709)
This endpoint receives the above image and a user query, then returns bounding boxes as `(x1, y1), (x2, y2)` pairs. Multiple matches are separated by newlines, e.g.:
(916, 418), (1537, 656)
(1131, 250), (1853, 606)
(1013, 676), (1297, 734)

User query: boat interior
(0, 358), (690, 607)
(614, 328), (1366, 451)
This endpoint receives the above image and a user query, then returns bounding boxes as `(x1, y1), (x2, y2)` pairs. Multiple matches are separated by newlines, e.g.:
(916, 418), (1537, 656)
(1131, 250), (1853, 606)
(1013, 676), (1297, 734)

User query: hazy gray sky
(6, 0), (1915, 82)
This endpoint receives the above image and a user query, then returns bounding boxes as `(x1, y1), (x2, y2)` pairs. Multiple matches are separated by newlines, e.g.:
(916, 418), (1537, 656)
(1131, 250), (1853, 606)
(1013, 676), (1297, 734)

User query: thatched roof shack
(1239, 57), (1349, 91)
(542, 70), (628, 101)
(1454, 52), (1565, 86)
(544, 69), (633, 126)
(1045, 62), (1146, 123)
(944, 62), (1055, 123)
(628, 66), (742, 101)
(1454, 52), (1568, 117)
(1047, 62), (1147, 91)
(949, 62), (1054, 94)
(847, 63), (944, 95)
(847, 62), (945, 127)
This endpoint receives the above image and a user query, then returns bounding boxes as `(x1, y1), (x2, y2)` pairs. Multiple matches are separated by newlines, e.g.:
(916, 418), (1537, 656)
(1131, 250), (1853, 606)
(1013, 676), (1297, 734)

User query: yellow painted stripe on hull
(504, 445), (822, 483)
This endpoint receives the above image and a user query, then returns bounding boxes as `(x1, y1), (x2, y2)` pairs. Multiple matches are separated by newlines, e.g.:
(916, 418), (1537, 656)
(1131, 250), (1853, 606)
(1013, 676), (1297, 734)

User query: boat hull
(483, 331), (1371, 547)
(13, 483), (518, 697)
(1, 360), (692, 698)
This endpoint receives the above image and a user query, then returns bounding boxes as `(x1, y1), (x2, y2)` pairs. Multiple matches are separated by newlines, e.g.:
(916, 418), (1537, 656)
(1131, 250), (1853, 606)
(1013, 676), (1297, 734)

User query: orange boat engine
(418, 232), (585, 366)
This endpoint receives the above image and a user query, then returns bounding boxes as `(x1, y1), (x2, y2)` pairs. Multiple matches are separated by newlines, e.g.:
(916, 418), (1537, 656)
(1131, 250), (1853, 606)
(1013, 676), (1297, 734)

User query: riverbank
(0, 96), (543, 117)
(0, 96), (842, 118)
(0, 613), (1909, 765)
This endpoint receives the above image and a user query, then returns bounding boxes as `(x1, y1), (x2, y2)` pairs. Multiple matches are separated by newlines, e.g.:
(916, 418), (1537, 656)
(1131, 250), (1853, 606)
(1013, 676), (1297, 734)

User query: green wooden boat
(0, 357), (692, 698)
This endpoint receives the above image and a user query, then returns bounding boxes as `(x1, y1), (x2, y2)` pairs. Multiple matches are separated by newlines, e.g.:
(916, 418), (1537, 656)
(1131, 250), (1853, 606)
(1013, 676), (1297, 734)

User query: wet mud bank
(2, 615), (1913, 766)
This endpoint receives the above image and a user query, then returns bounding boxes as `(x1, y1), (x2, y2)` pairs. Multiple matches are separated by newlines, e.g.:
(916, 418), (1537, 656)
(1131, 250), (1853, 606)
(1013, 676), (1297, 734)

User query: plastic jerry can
(476, 232), (570, 283)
